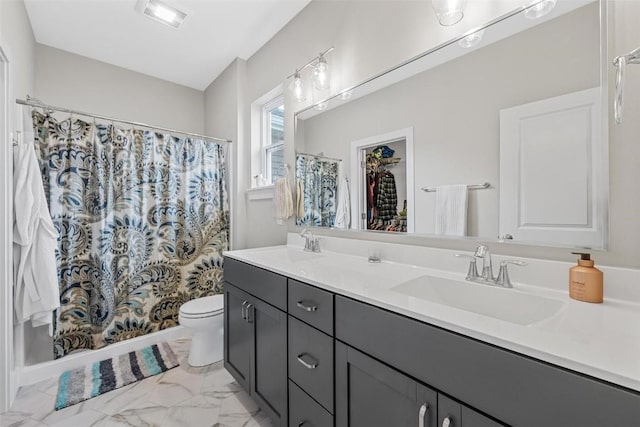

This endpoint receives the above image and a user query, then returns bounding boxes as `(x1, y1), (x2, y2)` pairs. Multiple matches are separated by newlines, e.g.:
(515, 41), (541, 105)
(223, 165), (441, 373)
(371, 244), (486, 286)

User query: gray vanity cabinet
(223, 258), (288, 427)
(223, 283), (252, 391)
(336, 341), (438, 427)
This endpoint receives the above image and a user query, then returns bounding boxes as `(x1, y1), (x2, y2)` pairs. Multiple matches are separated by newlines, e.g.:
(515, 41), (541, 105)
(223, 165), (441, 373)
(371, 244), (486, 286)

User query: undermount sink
(391, 275), (565, 326)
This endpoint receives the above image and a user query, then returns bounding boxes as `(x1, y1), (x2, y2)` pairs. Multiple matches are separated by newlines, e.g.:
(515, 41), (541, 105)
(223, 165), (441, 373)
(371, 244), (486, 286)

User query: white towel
(434, 184), (468, 236)
(334, 177), (351, 229)
(13, 106), (60, 335)
(274, 175), (293, 220)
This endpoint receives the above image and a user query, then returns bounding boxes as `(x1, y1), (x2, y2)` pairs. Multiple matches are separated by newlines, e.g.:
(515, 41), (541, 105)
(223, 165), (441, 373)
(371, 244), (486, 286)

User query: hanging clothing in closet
(376, 170), (397, 221)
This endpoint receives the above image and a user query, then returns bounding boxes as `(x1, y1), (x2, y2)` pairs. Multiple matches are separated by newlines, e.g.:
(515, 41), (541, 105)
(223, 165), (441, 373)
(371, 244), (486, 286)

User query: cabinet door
(336, 342), (436, 427)
(249, 295), (288, 426)
(224, 283), (252, 391)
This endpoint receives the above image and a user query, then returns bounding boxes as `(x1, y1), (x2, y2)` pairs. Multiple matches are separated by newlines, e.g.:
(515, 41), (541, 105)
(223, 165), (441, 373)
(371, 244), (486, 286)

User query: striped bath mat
(55, 342), (179, 410)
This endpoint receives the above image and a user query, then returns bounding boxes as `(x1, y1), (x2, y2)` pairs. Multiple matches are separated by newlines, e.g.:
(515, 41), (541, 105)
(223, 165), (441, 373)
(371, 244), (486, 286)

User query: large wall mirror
(294, 0), (608, 249)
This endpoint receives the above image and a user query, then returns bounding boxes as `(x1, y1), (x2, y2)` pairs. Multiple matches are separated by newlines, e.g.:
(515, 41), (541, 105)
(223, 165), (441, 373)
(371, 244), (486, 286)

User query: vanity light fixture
(136, 0), (187, 28)
(458, 29), (485, 48)
(287, 47), (334, 103)
(432, 0), (467, 26)
(290, 71), (307, 103)
(313, 53), (331, 91)
(523, 0), (557, 20)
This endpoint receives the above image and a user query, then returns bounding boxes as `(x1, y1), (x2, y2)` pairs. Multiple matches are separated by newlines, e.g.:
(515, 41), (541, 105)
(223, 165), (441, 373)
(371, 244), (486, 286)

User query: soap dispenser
(569, 252), (603, 303)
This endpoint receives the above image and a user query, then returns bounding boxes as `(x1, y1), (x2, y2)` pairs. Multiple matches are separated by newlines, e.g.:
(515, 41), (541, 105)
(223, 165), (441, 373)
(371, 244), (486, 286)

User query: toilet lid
(180, 295), (224, 316)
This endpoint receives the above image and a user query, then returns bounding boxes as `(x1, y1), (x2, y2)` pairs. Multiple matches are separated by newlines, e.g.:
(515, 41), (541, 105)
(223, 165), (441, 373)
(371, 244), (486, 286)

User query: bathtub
(17, 325), (192, 386)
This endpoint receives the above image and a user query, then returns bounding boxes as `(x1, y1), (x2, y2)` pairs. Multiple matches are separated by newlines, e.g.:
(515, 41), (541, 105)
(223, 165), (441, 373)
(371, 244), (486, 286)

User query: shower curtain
(295, 155), (338, 227)
(31, 111), (229, 359)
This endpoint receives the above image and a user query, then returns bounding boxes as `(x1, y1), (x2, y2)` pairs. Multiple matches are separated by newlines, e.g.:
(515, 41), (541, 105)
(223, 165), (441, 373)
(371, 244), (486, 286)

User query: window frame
(261, 94), (285, 185)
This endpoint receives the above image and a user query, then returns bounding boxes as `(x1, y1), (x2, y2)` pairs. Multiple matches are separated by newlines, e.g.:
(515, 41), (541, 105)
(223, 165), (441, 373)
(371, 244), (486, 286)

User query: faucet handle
(496, 260), (527, 288)
(455, 254), (479, 280)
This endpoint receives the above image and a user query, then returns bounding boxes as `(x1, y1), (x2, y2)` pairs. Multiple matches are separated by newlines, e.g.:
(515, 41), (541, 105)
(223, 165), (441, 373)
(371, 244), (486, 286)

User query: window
(262, 96), (284, 184)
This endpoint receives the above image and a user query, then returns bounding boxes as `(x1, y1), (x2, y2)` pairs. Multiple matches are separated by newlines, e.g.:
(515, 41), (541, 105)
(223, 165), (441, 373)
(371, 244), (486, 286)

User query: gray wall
(0, 0), (37, 410)
(300, 3), (599, 238)
(35, 44), (205, 133)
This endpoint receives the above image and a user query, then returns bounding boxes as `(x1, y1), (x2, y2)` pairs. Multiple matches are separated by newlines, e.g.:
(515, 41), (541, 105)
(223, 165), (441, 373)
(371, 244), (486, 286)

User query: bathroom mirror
(294, 0), (608, 249)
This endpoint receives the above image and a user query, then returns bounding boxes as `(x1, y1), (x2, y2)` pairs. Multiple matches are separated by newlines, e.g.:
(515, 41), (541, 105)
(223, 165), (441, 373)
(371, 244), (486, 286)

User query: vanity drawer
(288, 279), (333, 334)
(223, 257), (286, 311)
(289, 380), (333, 427)
(288, 316), (334, 413)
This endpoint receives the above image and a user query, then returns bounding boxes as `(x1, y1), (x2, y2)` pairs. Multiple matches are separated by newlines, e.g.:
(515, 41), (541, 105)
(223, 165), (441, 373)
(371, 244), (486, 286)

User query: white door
(499, 88), (607, 248)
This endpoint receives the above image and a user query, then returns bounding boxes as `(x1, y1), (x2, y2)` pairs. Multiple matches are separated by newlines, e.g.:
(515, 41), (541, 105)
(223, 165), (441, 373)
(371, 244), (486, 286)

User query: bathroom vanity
(223, 239), (640, 427)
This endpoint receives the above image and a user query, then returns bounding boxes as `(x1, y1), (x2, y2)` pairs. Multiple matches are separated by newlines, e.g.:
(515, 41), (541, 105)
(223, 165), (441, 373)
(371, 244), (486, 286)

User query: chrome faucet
(456, 245), (527, 288)
(299, 229), (321, 253)
(474, 245), (494, 281)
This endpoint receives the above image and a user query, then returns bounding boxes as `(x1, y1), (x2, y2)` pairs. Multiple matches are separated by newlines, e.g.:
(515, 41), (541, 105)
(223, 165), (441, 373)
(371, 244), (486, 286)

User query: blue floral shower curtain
(295, 154), (338, 227)
(31, 111), (229, 359)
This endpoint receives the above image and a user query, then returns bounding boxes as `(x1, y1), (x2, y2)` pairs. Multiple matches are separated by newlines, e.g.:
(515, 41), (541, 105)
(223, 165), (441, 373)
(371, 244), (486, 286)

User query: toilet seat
(179, 295), (224, 319)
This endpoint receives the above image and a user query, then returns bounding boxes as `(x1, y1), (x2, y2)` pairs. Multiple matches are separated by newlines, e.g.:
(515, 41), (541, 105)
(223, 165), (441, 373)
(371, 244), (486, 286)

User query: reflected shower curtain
(295, 155), (338, 227)
(31, 111), (229, 359)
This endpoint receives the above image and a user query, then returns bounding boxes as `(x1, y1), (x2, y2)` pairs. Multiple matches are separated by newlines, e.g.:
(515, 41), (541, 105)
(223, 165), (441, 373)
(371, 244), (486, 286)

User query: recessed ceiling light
(136, 0), (186, 29)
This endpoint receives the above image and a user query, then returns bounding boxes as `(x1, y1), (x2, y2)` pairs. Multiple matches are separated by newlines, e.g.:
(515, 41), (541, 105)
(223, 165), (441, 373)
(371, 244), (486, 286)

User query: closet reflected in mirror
(293, 0), (608, 249)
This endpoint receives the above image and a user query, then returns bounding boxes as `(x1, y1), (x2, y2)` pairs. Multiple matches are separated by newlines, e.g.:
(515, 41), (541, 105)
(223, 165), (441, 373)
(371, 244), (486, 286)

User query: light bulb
(431, 0), (467, 26)
(339, 90), (353, 100)
(314, 101), (328, 111)
(458, 29), (484, 48)
(524, 0), (557, 20)
(290, 71), (306, 103)
(313, 55), (331, 91)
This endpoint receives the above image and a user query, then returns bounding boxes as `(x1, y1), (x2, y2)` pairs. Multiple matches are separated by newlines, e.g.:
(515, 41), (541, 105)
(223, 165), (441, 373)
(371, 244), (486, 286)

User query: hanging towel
(274, 173), (294, 220)
(334, 177), (351, 229)
(434, 184), (468, 236)
(13, 106), (60, 335)
(296, 178), (305, 219)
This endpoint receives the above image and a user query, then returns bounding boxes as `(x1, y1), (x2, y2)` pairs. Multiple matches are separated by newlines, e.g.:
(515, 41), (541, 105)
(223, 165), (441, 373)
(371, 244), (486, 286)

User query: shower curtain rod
(296, 152), (342, 162)
(16, 96), (232, 144)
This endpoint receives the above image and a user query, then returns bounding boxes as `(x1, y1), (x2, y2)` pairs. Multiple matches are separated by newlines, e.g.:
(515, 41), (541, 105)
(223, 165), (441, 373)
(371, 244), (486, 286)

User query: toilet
(178, 294), (224, 367)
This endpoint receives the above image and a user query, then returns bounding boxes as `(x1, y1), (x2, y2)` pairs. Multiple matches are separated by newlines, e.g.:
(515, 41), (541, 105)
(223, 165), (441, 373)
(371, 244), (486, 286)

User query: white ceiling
(24, 0), (311, 90)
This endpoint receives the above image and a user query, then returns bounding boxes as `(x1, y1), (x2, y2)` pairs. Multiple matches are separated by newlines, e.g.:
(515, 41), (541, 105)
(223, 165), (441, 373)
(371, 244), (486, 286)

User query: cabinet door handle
(442, 417), (451, 427)
(241, 301), (248, 320)
(297, 422), (307, 427)
(296, 301), (318, 312)
(418, 403), (429, 427)
(246, 304), (254, 323)
(296, 353), (319, 369)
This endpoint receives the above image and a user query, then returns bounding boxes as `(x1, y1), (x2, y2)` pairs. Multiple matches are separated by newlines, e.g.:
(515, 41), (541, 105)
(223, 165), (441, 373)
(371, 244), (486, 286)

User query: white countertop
(224, 242), (640, 392)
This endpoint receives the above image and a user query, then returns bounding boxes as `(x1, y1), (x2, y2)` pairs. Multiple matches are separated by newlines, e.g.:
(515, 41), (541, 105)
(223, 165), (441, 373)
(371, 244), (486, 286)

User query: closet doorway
(349, 127), (414, 233)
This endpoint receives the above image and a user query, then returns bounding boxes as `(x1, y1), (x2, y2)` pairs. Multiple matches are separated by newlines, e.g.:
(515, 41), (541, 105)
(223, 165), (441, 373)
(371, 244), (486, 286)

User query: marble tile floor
(0, 339), (273, 427)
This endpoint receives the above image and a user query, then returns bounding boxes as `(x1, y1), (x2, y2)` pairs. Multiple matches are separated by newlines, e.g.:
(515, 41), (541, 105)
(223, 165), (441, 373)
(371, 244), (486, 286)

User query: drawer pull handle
(296, 353), (319, 369)
(241, 301), (248, 320)
(442, 417), (451, 427)
(246, 303), (254, 323)
(296, 301), (318, 312)
(419, 403), (429, 427)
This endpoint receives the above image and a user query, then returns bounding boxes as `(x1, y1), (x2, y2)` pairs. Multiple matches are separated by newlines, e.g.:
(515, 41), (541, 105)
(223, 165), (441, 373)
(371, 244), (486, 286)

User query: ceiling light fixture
(287, 47), (334, 103)
(523, 0), (557, 20)
(432, 0), (467, 26)
(137, 0), (187, 29)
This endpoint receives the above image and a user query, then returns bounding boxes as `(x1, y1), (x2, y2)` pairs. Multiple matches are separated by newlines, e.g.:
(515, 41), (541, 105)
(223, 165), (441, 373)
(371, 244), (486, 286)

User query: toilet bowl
(178, 294), (224, 367)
